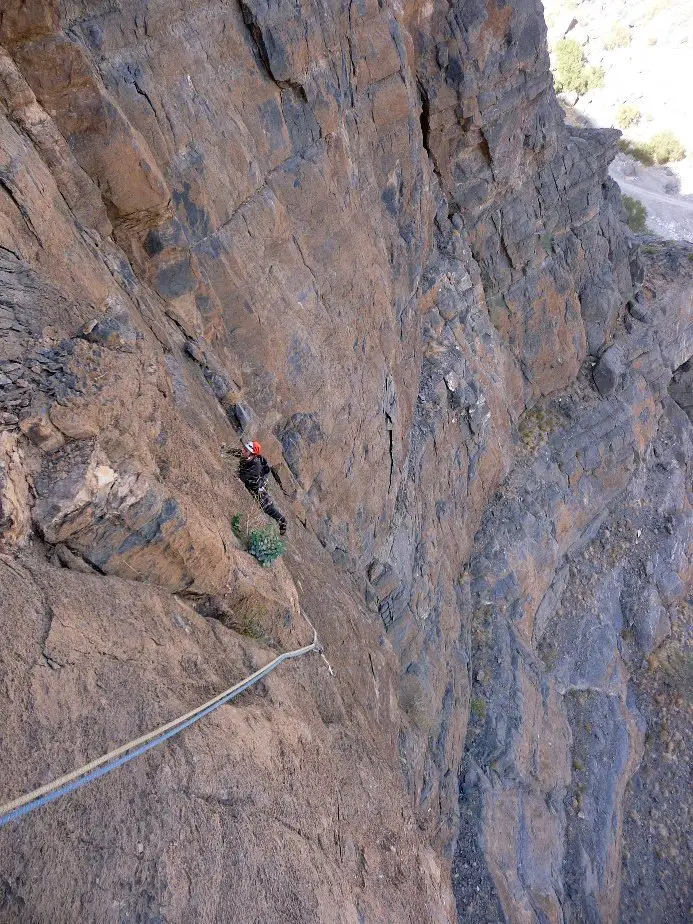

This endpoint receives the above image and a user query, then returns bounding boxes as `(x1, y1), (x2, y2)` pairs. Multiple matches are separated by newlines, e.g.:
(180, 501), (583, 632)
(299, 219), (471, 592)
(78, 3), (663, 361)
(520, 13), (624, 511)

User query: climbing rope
(0, 632), (320, 829)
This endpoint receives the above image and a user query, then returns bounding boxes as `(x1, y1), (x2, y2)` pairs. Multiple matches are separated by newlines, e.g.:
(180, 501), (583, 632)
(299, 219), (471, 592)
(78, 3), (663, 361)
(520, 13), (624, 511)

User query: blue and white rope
(0, 634), (318, 828)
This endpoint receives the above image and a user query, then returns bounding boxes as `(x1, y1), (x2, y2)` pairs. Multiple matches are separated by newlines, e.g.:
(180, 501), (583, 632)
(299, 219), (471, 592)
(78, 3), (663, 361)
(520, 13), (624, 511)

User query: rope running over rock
(0, 632), (320, 828)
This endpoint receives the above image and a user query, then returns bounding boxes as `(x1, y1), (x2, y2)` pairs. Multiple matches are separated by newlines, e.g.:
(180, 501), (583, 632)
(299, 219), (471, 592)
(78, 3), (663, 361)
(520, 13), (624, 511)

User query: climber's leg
(255, 490), (287, 535)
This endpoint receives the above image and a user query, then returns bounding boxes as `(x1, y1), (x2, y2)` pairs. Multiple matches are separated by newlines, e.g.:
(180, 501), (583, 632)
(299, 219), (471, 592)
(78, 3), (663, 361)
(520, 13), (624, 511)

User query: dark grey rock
(80, 305), (139, 352)
(593, 345), (624, 397)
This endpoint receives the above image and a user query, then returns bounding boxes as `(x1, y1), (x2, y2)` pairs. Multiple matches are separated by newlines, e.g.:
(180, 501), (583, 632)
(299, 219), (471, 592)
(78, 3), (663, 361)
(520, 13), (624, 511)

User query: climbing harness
(0, 632), (321, 829)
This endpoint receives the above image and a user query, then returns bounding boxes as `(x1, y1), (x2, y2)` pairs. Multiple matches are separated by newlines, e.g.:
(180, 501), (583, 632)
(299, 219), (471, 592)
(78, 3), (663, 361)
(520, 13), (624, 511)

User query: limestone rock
(0, 431), (31, 549)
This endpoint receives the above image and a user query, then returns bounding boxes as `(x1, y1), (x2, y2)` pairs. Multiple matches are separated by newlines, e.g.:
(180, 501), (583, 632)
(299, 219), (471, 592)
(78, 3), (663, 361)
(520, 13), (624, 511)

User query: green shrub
(540, 230), (555, 253)
(470, 697), (487, 720)
(622, 195), (648, 233)
(621, 132), (686, 165)
(231, 513), (243, 539)
(247, 524), (286, 567)
(647, 131), (686, 164)
(232, 513), (286, 567)
(587, 67), (605, 91)
(604, 23), (631, 49)
(616, 104), (641, 129)
(619, 138), (654, 165)
(553, 40), (605, 95)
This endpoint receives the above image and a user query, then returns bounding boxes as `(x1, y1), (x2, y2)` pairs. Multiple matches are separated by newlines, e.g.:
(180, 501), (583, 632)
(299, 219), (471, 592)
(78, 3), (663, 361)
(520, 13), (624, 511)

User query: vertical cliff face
(0, 1), (690, 922)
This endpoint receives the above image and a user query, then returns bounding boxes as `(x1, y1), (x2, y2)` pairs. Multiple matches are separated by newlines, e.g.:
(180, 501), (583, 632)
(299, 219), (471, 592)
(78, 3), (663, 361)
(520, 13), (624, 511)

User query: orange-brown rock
(0, 0), (690, 922)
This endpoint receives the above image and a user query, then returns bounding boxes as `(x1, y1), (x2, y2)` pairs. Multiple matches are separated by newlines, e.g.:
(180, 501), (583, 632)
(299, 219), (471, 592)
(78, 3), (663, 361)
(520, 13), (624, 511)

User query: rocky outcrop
(456, 242), (692, 923)
(0, 0), (690, 922)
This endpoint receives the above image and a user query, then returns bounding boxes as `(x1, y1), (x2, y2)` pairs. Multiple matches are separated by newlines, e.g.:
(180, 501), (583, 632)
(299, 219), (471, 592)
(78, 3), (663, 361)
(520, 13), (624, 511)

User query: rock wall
(455, 241), (692, 924)
(0, 0), (690, 922)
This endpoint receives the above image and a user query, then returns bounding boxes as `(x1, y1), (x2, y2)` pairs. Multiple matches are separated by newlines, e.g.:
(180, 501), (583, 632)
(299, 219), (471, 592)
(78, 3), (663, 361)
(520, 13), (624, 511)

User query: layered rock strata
(0, 0), (690, 922)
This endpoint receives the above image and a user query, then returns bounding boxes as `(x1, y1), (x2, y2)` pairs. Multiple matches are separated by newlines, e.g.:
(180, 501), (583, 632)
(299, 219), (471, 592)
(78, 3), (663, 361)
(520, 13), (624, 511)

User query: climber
(224, 440), (287, 535)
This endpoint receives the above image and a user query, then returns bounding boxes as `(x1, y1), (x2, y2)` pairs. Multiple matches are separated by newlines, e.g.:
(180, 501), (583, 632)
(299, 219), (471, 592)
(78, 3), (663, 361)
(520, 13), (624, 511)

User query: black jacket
(238, 454), (272, 492)
(225, 446), (284, 493)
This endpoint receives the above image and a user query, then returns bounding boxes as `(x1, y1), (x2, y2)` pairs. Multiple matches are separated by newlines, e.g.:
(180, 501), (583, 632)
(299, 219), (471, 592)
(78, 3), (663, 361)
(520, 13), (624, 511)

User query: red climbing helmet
(244, 440), (262, 456)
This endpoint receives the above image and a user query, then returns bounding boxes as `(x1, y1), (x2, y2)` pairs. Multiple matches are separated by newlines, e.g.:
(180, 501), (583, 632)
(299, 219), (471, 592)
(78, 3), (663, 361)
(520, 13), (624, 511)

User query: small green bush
(553, 40), (605, 95)
(616, 104), (641, 129)
(231, 513), (243, 539)
(647, 131), (686, 164)
(621, 132), (686, 165)
(247, 524), (286, 567)
(604, 23), (631, 49)
(619, 138), (654, 165)
(622, 195), (648, 233)
(470, 697), (487, 720)
(232, 513), (285, 567)
(540, 230), (555, 253)
(586, 67), (605, 92)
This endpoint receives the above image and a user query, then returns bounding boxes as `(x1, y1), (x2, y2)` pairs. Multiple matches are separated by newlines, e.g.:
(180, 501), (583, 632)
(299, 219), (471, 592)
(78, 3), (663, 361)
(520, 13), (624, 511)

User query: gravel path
(610, 168), (693, 242)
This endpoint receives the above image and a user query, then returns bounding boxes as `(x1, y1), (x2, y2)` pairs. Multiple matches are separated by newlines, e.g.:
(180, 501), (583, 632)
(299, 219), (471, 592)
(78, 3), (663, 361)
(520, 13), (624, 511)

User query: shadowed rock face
(0, 0), (690, 922)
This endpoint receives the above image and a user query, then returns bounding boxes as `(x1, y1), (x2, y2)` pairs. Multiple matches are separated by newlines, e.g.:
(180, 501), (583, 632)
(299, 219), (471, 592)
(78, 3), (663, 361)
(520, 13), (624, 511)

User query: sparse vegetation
(518, 403), (563, 451)
(471, 605), (494, 649)
(647, 131), (686, 164)
(540, 230), (555, 253)
(470, 697), (487, 720)
(619, 131), (686, 166)
(647, 634), (693, 694)
(622, 195), (648, 233)
(247, 525), (286, 566)
(399, 674), (435, 734)
(553, 39), (605, 96)
(195, 594), (268, 640)
(573, 782), (586, 813)
(619, 138), (655, 165)
(604, 23), (631, 49)
(232, 512), (286, 566)
(616, 104), (641, 129)
(231, 513), (244, 539)
(538, 636), (559, 671)
(223, 600), (267, 639)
